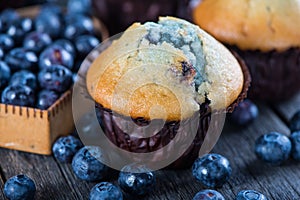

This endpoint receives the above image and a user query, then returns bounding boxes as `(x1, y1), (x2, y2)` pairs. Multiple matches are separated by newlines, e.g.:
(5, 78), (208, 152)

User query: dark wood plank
(213, 103), (299, 200)
(42, 155), (128, 200)
(272, 92), (300, 123)
(0, 166), (6, 199)
(50, 162), (92, 200)
(0, 148), (79, 200)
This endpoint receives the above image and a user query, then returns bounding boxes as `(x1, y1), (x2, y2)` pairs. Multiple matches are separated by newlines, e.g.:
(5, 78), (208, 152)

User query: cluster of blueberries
(3, 133), (269, 200)
(192, 153), (268, 200)
(255, 110), (300, 166)
(230, 99), (300, 166)
(3, 95), (298, 200)
(3, 134), (156, 200)
(0, 0), (100, 109)
(55, 136), (156, 200)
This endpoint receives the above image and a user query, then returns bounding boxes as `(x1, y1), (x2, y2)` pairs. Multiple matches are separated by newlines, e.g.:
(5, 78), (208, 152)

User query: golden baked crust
(192, 0), (300, 51)
(87, 17), (244, 121)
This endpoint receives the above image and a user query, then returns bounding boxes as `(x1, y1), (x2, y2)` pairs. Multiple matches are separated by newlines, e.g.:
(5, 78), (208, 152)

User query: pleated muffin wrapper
(77, 40), (251, 169)
(229, 46), (300, 102)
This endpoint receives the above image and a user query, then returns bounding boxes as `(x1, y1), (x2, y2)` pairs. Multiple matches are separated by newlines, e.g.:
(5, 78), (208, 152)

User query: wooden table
(1, 93), (300, 200)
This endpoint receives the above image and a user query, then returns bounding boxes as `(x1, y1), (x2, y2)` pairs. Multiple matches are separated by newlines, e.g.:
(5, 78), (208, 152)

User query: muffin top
(192, 0), (300, 52)
(86, 17), (243, 121)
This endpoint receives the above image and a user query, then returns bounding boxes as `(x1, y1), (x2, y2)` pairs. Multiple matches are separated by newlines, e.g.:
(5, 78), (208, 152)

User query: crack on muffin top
(144, 19), (207, 91)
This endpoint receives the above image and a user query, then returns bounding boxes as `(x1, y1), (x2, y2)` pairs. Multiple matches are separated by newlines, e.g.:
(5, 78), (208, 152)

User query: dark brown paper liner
(93, 54), (251, 169)
(95, 101), (210, 169)
(230, 46), (300, 101)
(227, 50), (251, 112)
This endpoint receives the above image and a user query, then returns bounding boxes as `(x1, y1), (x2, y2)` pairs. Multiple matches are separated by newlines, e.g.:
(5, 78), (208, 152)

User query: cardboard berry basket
(0, 6), (108, 155)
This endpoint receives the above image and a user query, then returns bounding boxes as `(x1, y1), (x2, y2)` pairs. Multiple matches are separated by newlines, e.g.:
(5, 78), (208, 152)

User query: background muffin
(85, 17), (249, 169)
(92, 0), (192, 35)
(192, 0), (300, 101)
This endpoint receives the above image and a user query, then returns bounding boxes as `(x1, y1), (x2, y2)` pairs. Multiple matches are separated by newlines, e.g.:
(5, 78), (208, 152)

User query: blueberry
(192, 153), (232, 188)
(236, 190), (268, 200)
(290, 131), (300, 161)
(118, 164), (156, 196)
(0, 47), (4, 60)
(289, 111), (300, 132)
(40, 3), (63, 17)
(72, 146), (109, 181)
(90, 182), (123, 200)
(75, 35), (99, 58)
(63, 14), (94, 40)
(52, 39), (76, 57)
(0, 9), (19, 33)
(23, 31), (52, 53)
(5, 48), (38, 72)
(67, 0), (92, 15)
(39, 45), (74, 70)
(192, 189), (225, 200)
(0, 61), (11, 89)
(52, 135), (83, 163)
(230, 99), (258, 126)
(0, 34), (14, 52)
(1, 84), (35, 107)
(10, 70), (37, 90)
(4, 174), (36, 200)
(255, 132), (291, 165)
(7, 18), (33, 45)
(36, 90), (59, 110)
(38, 64), (73, 93)
(35, 11), (62, 39)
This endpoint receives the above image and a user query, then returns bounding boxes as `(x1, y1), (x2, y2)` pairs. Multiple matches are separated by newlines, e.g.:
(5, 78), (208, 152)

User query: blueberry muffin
(86, 17), (250, 169)
(192, 0), (300, 101)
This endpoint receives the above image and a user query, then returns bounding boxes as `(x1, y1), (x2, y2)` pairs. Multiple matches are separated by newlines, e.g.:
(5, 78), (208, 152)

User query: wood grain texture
(0, 166), (6, 199)
(213, 104), (297, 200)
(0, 149), (79, 200)
(272, 92), (300, 123)
(1, 100), (300, 199)
(50, 161), (120, 200)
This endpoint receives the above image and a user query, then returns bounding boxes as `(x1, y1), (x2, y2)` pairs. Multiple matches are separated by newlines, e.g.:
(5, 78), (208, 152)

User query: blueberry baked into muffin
(192, 0), (300, 101)
(86, 17), (250, 169)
